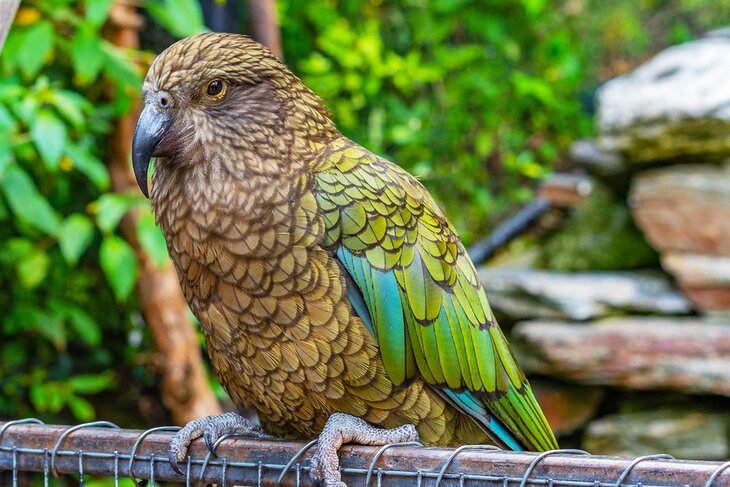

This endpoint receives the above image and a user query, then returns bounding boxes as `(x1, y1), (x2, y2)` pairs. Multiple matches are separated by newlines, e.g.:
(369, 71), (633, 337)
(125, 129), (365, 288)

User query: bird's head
(132, 32), (333, 197)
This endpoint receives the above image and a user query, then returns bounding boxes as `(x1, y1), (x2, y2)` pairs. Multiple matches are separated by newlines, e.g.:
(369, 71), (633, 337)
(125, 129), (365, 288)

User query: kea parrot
(132, 32), (557, 486)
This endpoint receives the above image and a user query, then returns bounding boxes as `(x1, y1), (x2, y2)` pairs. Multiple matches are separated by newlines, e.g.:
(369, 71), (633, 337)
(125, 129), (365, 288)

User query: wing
(313, 139), (557, 451)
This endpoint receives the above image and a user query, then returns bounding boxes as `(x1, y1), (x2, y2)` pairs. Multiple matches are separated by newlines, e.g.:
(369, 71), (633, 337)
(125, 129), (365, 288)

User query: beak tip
(132, 103), (169, 199)
(132, 150), (151, 199)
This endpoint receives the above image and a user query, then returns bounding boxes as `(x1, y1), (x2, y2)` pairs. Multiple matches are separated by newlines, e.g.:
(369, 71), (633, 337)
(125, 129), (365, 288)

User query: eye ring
(205, 79), (225, 98)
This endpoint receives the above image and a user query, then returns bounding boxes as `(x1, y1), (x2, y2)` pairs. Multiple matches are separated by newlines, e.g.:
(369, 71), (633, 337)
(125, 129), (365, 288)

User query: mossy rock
(542, 184), (658, 271)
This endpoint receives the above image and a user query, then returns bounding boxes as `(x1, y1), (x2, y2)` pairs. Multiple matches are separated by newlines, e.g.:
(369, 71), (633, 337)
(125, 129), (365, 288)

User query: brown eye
(206, 79), (224, 97)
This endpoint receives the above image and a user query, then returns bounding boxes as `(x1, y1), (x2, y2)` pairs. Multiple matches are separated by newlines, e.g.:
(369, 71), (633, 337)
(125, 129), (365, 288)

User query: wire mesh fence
(1, 418), (729, 486)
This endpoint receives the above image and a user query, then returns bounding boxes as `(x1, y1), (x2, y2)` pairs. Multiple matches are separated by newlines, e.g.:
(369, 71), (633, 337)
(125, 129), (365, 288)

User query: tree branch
(248, 0), (282, 58)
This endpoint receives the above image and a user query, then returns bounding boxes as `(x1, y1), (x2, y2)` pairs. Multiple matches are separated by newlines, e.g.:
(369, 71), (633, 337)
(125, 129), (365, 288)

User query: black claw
(168, 451), (184, 476)
(204, 431), (217, 456)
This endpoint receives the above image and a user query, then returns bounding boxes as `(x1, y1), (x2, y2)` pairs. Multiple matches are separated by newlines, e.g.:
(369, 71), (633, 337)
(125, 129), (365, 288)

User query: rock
(479, 268), (691, 321)
(662, 252), (730, 287)
(680, 288), (730, 315)
(529, 379), (604, 437)
(631, 164), (730, 255)
(569, 139), (627, 176)
(537, 173), (593, 208)
(583, 409), (729, 460)
(631, 165), (730, 311)
(662, 252), (730, 312)
(513, 317), (730, 396)
(596, 37), (730, 162)
(706, 26), (730, 38)
(543, 183), (658, 271)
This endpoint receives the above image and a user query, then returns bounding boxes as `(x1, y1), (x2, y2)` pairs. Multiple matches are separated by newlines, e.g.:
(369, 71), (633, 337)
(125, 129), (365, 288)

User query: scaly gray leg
(309, 413), (418, 487)
(168, 411), (267, 474)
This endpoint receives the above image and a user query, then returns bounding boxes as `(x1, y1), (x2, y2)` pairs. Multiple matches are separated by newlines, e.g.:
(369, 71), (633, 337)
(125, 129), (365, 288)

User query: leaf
(522, 0), (546, 18)
(16, 249), (49, 288)
(102, 43), (142, 89)
(8, 306), (67, 349)
(86, 0), (114, 26)
(0, 194), (7, 221)
(69, 373), (115, 394)
(0, 128), (12, 177)
(30, 382), (68, 413)
(0, 104), (17, 132)
(50, 301), (102, 346)
(40, 315), (67, 350)
(57, 213), (95, 265)
(67, 307), (101, 346)
(136, 212), (169, 267)
(50, 90), (88, 129)
(71, 21), (105, 84)
(146, 0), (208, 38)
(32, 109), (67, 170)
(4, 304), (43, 332)
(1, 164), (60, 234)
(100, 235), (138, 301)
(67, 395), (95, 421)
(0, 238), (33, 264)
(0, 30), (23, 74)
(16, 21), (54, 79)
(94, 193), (130, 233)
(66, 143), (110, 190)
(13, 95), (40, 127)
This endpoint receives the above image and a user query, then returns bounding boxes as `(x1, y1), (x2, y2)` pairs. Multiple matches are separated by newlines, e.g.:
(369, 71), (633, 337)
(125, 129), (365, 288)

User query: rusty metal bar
(0, 420), (729, 486)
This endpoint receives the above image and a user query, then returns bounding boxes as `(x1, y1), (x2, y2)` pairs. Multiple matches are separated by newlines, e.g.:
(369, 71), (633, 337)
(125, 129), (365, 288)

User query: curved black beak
(132, 104), (169, 198)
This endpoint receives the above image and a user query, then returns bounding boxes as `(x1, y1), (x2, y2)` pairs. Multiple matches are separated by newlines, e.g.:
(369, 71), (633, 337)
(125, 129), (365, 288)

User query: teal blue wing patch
(337, 247), (416, 385)
(440, 389), (522, 451)
(337, 247), (524, 451)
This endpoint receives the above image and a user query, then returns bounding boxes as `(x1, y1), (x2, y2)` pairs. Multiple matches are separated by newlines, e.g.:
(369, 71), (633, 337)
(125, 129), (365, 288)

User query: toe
(309, 443), (345, 487)
(308, 470), (323, 487)
(404, 424), (419, 442)
(168, 450), (184, 476)
(308, 467), (346, 487)
(203, 429), (218, 455)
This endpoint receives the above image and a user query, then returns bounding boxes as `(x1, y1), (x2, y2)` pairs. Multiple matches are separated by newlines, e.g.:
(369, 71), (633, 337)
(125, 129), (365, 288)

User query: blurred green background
(1, 0), (728, 431)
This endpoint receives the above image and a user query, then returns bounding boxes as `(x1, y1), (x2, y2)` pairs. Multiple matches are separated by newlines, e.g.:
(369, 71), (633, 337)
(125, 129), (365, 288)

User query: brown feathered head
(132, 32), (334, 197)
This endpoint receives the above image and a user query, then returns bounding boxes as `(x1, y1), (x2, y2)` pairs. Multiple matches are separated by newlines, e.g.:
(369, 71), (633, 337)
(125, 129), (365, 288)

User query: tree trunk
(104, 0), (222, 425)
(248, 0), (281, 58)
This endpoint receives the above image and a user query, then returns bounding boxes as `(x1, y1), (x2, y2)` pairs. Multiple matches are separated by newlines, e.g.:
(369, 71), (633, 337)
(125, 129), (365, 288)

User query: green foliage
(278, 0), (730, 242)
(279, 0), (591, 242)
(147, 0), (209, 38)
(58, 214), (95, 265)
(100, 235), (139, 301)
(0, 0), (153, 422)
(29, 372), (115, 421)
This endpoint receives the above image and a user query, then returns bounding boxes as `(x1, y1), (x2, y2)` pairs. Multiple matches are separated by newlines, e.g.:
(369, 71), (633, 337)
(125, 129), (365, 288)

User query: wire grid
(1, 418), (729, 487)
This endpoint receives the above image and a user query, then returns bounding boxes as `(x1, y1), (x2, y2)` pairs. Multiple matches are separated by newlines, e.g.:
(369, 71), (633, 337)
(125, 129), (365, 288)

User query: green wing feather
(314, 139), (558, 451)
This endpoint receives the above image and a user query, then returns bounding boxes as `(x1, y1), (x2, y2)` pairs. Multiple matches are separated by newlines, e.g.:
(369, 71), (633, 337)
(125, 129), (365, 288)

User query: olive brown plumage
(132, 32), (557, 487)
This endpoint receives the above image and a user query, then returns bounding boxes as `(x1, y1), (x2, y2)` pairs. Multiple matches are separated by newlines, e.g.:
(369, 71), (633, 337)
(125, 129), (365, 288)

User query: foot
(309, 413), (418, 487)
(168, 412), (266, 474)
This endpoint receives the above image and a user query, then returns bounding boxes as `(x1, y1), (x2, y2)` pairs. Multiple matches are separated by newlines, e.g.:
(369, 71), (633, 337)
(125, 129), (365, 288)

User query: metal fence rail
(1, 419), (729, 486)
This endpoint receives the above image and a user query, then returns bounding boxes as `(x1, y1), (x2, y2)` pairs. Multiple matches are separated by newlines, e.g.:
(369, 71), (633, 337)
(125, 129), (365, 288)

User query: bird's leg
(168, 411), (268, 474)
(309, 413), (419, 487)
